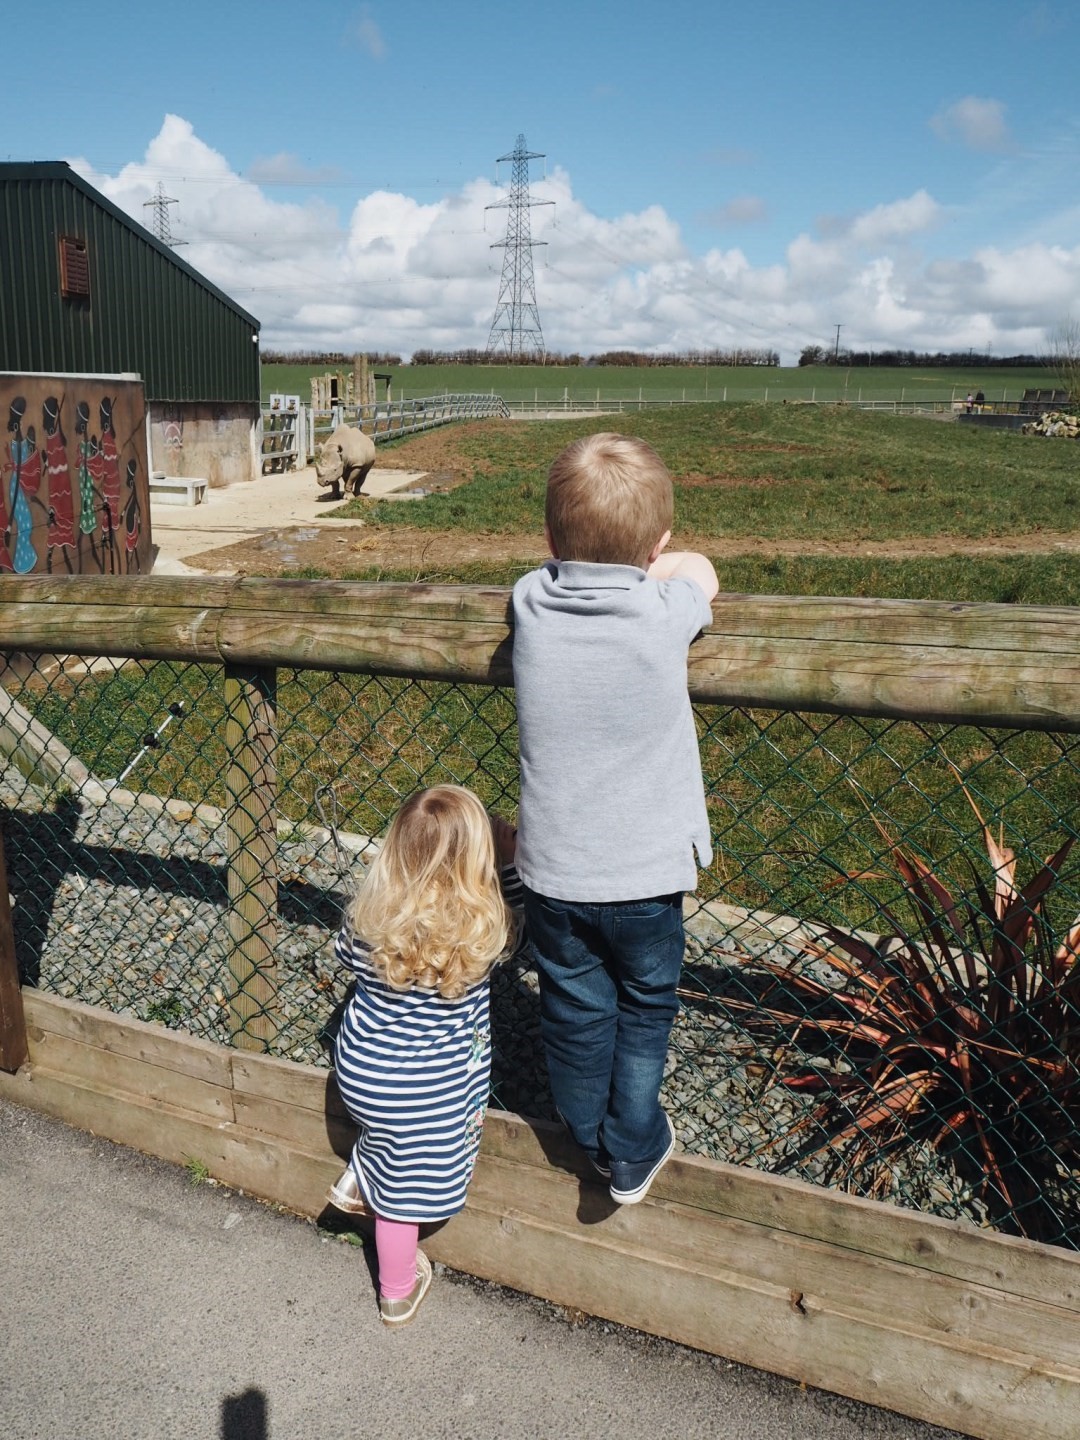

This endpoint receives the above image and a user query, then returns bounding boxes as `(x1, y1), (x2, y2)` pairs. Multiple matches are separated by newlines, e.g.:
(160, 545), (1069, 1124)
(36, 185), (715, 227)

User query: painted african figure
(123, 458), (141, 572)
(42, 396), (77, 573)
(6, 398), (41, 574)
(74, 400), (101, 570)
(99, 396), (121, 573)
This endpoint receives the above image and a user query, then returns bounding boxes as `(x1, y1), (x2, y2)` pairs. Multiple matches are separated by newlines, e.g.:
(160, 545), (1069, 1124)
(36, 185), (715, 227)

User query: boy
(512, 432), (718, 1204)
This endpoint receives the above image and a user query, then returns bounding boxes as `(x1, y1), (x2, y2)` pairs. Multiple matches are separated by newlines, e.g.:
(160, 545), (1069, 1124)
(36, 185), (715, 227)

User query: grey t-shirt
(512, 560), (713, 902)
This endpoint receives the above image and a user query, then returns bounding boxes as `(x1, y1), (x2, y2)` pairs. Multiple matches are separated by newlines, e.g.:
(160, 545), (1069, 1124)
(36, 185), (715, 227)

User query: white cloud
(343, 5), (386, 59)
(930, 96), (1013, 152)
(66, 116), (1080, 364)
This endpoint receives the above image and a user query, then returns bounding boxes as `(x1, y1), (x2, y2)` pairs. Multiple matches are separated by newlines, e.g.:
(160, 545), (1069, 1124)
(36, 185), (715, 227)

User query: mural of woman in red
(99, 396), (121, 574)
(43, 395), (77, 573)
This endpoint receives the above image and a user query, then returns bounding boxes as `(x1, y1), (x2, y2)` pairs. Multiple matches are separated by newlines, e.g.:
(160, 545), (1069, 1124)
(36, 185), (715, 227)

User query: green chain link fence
(2, 612), (1079, 1251)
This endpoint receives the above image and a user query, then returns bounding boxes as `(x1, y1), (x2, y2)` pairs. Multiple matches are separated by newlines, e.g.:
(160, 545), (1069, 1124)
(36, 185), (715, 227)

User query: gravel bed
(5, 777), (996, 1230)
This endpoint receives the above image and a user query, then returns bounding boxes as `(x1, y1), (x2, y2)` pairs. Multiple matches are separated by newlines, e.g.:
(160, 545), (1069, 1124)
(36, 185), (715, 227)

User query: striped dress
(333, 866), (522, 1223)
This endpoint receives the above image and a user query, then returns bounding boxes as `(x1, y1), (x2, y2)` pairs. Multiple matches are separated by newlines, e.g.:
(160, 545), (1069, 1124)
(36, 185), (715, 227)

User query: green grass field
(262, 361), (1063, 408)
(336, 403), (1080, 559)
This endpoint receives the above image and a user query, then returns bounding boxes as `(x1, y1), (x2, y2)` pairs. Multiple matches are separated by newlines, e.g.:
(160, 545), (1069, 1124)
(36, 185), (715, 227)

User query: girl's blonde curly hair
(346, 785), (511, 1000)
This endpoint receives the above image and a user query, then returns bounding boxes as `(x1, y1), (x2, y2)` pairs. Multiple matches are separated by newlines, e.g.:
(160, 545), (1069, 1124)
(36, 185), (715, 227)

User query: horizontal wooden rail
(2, 575), (1080, 730)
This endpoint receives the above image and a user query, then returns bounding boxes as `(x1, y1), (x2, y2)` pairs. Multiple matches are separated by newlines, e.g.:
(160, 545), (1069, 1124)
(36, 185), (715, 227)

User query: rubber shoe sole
(380, 1250), (433, 1327)
(609, 1116), (676, 1205)
(327, 1165), (368, 1215)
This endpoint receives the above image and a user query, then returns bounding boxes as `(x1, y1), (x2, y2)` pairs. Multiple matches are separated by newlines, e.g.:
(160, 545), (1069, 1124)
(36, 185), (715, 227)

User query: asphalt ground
(0, 1096), (962, 1440)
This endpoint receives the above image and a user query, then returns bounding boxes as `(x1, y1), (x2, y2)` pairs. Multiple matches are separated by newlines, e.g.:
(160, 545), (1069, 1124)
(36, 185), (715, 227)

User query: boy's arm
(647, 550), (719, 602)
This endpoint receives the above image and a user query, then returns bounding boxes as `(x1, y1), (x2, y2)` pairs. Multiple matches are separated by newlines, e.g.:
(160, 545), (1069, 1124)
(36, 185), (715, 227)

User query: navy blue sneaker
(608, 1115), (676, 1205)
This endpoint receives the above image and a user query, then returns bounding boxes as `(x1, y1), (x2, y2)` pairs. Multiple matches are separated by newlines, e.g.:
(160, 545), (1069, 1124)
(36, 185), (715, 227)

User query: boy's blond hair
(347, 785), (511, 1000)
(545, 432), (674, 568)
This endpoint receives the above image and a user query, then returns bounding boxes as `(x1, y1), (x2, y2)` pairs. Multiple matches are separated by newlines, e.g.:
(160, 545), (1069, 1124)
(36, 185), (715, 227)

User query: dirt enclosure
(182, 421), (1080, 578)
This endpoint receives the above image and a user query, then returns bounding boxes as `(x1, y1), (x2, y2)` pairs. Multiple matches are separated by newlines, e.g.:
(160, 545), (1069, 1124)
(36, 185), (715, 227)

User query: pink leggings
(375, 1216), (420, 1300)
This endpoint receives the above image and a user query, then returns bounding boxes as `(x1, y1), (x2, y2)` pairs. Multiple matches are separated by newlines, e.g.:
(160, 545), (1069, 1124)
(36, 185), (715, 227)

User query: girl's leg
(375, 1215), (420, 1300)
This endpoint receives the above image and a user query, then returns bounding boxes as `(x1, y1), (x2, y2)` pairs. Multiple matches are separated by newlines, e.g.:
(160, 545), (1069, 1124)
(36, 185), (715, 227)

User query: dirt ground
(185, 524), (1080, 579)
(180, 422), (1080, 578)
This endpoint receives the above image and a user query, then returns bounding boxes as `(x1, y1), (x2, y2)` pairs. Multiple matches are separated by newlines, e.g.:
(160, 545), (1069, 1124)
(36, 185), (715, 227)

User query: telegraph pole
(485, 135), (554, 362)
(833, 324), (842, 363)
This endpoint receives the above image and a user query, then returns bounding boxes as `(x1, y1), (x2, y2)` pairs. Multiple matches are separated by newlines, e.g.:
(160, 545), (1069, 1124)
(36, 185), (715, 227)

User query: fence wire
(2, 652), (1078, 1248)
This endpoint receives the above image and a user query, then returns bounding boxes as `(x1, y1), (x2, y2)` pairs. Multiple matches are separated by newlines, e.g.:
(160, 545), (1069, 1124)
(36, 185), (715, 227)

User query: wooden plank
(440, 1196), (1079, 1440)
(24, 1029), (233, 1123)
(217, 612), (514, 685)
(22, 991), (233, 1089)
(2, 576), (1080, 728)
(232, 1089), (354, 1156)
(687, 630), (1080, 728)
(231, 1050), (350, 1119)
(467, 1153), (1080, 1375)
(706, 593), (1080, 655)
(224, 664), (279, 1051)
(479, 1112), (1080, 1313)
(0, 826), (27, 1072)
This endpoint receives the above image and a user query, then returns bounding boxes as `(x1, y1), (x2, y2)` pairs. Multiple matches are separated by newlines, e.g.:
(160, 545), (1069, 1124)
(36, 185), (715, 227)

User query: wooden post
(0, 826), (28, 1072)
(224, 664), (279, 1052)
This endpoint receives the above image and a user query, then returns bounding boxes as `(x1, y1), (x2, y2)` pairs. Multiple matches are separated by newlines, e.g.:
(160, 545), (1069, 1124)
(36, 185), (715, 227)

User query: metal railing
(307, 393), (510, 458)
(1, 576), (1078, 1249)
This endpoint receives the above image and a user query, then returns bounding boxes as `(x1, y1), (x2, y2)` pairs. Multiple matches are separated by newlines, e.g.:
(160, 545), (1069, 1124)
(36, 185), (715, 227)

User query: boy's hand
(489, 813), (518, 866)
(647, 550), (719, 602)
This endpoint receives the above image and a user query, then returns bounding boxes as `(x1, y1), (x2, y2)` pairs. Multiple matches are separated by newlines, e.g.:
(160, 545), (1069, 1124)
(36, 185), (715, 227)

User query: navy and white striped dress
(332, 866), (522, 1223)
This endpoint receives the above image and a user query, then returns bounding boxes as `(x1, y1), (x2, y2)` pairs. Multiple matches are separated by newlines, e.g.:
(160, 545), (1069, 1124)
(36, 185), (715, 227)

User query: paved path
(149, 464), (423, 572)
(1, 1097), (959, 1440)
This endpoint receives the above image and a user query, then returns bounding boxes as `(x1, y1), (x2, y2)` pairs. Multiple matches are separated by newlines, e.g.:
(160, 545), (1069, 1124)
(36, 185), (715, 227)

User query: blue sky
(4, 0), (1078, 363)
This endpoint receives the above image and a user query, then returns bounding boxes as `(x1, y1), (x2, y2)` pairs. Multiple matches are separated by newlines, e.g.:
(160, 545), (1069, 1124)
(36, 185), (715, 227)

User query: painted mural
(1, 375), (151, 576)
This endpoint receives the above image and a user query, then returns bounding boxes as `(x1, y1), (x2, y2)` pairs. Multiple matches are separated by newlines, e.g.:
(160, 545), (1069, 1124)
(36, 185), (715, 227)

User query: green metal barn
(0, 161), (261, 486)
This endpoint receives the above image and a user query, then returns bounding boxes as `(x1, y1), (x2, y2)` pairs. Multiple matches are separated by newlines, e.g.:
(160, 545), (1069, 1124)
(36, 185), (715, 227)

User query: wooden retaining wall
(1, 988), (1078, 1440)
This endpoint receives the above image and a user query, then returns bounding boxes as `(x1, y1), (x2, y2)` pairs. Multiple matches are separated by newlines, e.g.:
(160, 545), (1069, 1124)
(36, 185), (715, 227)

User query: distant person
(327, 785), (521, 1326)
(966, 393), (974, 413)
(512, 433), (718, 1205)
(975, 390), (985, 410)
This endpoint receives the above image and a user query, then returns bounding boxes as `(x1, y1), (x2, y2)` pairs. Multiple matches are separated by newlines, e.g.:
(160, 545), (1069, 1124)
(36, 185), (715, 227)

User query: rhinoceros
(315, 424), (377, 499)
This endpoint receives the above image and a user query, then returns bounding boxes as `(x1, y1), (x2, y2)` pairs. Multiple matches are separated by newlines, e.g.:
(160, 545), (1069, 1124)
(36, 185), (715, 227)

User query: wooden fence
(1, 573), (1079, 1440)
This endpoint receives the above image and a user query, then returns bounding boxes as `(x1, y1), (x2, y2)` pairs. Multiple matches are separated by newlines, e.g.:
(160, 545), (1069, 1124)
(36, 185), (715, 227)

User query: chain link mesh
(3, 653), (1077, 1246)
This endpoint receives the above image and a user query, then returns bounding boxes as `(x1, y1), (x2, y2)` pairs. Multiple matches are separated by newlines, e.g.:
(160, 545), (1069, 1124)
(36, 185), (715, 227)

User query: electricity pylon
(485, 135), (553, 361)
(143, 182), (187, 248)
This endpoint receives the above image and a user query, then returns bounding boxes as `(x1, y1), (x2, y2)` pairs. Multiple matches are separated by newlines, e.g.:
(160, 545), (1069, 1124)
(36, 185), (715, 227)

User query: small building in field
(0, 161), (261, 487)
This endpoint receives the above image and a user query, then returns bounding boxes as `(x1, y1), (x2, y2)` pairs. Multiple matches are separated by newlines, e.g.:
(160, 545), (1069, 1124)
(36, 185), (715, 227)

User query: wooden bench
(149, 473), (208, 506)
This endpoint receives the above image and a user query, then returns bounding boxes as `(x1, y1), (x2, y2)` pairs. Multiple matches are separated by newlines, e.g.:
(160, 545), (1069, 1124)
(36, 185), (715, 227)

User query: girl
(329, 785), (520, 1327)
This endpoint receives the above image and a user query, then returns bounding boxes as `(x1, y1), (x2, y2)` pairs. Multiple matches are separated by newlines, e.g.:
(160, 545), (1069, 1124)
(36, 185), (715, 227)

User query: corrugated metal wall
(0, 164), (260, 405)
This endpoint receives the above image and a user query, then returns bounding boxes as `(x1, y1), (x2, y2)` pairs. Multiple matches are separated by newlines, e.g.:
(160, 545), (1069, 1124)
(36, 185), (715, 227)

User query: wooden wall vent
(59, 236), (90, 298)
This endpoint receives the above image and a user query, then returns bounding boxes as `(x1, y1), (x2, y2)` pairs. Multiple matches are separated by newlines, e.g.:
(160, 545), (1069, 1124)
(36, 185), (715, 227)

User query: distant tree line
(408, 347), (780, 367)
(798, 346), (1054, 368)
(261, 349), (403, 366)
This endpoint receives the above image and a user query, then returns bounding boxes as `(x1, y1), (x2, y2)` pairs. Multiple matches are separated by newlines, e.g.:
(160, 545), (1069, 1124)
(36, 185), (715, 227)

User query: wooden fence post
(0, 825), (28, 1072)
(224, 664), (279, 1051)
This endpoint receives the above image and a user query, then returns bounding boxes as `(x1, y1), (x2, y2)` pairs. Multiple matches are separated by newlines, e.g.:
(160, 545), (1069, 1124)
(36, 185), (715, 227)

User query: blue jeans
(523, 887), (684, 1167)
